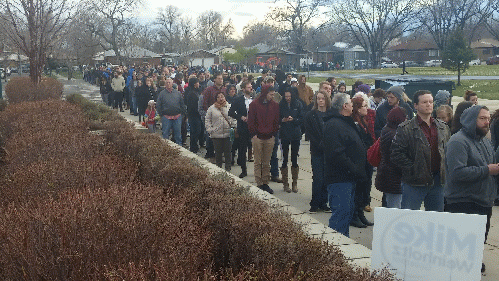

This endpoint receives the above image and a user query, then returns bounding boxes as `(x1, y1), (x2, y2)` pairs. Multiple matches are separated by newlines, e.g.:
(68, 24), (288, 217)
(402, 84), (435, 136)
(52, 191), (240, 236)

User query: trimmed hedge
(5, 76), (63, 103)
(0, 95), (396, 280)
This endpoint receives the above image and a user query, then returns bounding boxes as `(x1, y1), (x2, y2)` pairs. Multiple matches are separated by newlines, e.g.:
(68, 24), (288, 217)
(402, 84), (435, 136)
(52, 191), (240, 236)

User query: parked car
(424, 60), (442, 67)
(470, 59), (481, 65)
(400, 61), (422, 67)
(486, 56), (499, 65)
(381, 62), (398, 68)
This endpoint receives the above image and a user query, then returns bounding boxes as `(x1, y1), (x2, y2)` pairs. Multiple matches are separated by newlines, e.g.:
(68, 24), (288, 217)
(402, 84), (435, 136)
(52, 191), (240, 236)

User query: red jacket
(247, 97), (280, 140)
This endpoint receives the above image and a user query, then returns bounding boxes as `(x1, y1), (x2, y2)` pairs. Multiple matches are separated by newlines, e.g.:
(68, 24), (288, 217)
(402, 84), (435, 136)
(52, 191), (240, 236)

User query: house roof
(163, 53), (180, 57)
(186, 49), (217, 58)
(251, 43), (272, 54)
(318, 43), (348, 52)
(389, 40), (438, 51)
(471, 38), (499, 49)
(103, 46), (161, 58)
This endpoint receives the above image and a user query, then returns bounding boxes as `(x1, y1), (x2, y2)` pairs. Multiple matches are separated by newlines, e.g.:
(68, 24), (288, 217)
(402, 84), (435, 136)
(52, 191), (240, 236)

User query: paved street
(59, 76), (499, 280)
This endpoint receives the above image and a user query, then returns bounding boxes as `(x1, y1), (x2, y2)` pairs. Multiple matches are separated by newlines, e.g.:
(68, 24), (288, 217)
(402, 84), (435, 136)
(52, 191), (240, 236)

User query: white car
(470, 59), (481, 65)
(424, 60), (442, 67)
(381, 62), (398, 68)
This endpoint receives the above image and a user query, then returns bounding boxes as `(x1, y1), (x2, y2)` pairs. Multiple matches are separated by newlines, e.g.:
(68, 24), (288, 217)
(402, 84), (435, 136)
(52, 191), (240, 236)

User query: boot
(291, 166), (299, 193)
(350, 210), (367, 228)
(358, 208), (374, 226)
(281, 166), (291, 193)
(239, 166), (247, 178)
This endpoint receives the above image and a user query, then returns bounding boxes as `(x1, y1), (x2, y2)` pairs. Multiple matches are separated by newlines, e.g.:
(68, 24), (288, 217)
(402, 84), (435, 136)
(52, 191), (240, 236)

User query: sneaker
(248, 157), (254, 162)
(271, 177), (282, 183)
(259, 184), (274, 194)
(309, 207), (319, 214)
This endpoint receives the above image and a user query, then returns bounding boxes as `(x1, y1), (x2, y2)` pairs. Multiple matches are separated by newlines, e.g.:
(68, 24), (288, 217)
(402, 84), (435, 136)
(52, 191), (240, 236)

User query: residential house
(387, 40), (440, 64)
(471, 38), (499, 61)
(98, 46), (162, 66)
(344, 45), (369, 70)
(185, 50), (219, 68)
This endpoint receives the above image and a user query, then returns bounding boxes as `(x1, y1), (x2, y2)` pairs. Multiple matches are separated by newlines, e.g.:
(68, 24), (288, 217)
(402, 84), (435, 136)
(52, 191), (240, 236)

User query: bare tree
(196, 11), (234, 50)
(241, 20), (283, 48)
(0, 0), (74, 83)
(83, 0), (142, 64)
(332, 0), (417, 68)
(484, 0), (499, 42)
(419, 0), (493, 50)
(156, 5), (181, 53)
(269, 0), (327, 54)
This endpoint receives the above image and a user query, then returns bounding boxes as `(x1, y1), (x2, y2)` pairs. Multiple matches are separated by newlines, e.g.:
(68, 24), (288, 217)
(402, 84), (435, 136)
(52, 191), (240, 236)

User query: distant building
(471, 38), (499, 62)
(95, 46), (162, 66)
(387, 40), (440, 64)
(344, 45), (368, 70)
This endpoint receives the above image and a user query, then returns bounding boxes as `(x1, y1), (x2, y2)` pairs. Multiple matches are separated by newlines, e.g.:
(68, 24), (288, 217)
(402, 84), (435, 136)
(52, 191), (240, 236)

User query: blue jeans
(310, 154), (328, 209)
(385, 193), (402, 209)
(401, 173), (443, 211)
(131, 96), (137, 115)
(327, 182), (356, 237)
(161, 116), (182, 145)
(270, 134), (279, 178)
(188, 115), (202, 153)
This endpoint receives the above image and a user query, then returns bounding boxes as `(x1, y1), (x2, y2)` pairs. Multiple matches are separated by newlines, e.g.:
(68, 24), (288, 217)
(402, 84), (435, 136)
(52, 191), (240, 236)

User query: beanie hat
(387, 107), (407, 129)
(356, 84), (371, 95)
(387, 86), (404, 102)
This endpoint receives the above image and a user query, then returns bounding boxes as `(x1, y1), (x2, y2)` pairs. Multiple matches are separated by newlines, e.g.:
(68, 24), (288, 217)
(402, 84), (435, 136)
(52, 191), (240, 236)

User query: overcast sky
(142, 0), (274, 38)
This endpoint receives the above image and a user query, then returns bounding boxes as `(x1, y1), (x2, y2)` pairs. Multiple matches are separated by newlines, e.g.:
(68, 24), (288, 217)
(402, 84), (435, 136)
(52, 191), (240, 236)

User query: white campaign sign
(372, 208), (486, 281)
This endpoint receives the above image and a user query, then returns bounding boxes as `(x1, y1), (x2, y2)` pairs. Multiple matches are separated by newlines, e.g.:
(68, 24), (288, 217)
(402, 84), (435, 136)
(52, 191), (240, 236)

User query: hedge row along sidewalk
(0, 85), (395, 279)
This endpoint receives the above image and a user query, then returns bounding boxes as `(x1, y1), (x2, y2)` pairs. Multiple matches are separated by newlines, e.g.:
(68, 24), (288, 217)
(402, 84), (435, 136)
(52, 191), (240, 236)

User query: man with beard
(374, 86), (414, 138)
(444, 105), (499, 273)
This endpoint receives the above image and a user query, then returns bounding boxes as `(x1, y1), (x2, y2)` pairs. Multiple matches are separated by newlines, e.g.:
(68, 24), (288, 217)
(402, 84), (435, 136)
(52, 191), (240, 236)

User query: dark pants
(114, 91), (123, 110)
(355, 164), (374, 209)
(310, 153), (328, 209)
(188, 115), (202, 153)
(281, 139), (300, 168)
(238, 132), (250, 171)
(108, 91), (115, 107)
(270, 133), (279, 178)
(445, 202), (492, 243)
(212, 137), (232, 171)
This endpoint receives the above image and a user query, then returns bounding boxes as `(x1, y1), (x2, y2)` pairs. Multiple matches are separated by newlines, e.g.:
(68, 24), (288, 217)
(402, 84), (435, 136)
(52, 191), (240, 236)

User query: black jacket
(304, 109), (327, 156)
(228, 94), (251, 136)
(136, 85), (156, 115)
(279, 98), (303, 141)
(374, 101), (414, 138)
(323, 109), (367, 184)
(184, 86), (202, 118)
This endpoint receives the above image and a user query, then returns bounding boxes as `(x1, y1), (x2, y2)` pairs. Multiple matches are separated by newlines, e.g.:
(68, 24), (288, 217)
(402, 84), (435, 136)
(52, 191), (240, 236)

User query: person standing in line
(464, 90), (478, 105)
(247, 84), (280, 194)
(202, 73), (226, 158)
(375, 107), (407, 208)
(349, 96), (374, 228)
(136, 78), (156, 123)
(205, 92), (236, 171)
(374, 86), (414, 138)
(391, 90), (450, 211)
(444, 105), (498, 274)
(144, 100), (157, 133)
(296, 75), (314, 106)
(229, 81), (254, 178)
(450, 101), (474, 135)
(111, 71), (126, 112)
(156, 78), (185, 145)
(323, 93), (367, 237)
(278, 87), (303, 193)
(305, 91), (332, 213)
(184, 77), (203, 153)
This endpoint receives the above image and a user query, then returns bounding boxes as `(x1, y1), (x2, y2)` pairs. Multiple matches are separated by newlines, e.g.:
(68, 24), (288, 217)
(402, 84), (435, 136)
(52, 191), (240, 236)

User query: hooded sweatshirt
(444, 105), (498, 207)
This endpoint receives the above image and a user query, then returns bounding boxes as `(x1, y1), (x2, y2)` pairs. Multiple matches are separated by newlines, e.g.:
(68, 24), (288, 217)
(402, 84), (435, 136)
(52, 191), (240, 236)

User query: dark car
(486, 56), (499, 65)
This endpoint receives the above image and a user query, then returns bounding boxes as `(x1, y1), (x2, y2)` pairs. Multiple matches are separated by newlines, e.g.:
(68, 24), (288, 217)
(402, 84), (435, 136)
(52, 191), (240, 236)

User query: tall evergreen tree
(441, 30), (476, 86)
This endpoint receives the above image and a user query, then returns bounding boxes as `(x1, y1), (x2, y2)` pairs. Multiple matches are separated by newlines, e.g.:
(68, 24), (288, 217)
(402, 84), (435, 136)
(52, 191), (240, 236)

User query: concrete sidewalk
(61, 77), (499, 280)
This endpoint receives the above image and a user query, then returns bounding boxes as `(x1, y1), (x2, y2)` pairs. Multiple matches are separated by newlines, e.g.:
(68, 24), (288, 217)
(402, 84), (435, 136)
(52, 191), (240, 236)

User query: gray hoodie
(444, 105), (498, 207)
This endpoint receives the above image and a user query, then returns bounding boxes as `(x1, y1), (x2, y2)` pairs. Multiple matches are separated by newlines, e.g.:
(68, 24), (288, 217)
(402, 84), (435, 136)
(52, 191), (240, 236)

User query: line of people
(91, 65), (498, 273)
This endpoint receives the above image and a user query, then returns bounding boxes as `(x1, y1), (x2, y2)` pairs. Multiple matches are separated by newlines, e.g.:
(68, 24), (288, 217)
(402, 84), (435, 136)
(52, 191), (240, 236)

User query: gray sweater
(444, 105), (498, 207)
(156, 88), (185, 116)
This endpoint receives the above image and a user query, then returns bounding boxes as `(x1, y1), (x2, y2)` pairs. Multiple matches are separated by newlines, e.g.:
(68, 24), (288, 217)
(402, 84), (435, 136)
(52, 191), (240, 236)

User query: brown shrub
(0, 184), (213, 280)
(5, 76), (63, 103)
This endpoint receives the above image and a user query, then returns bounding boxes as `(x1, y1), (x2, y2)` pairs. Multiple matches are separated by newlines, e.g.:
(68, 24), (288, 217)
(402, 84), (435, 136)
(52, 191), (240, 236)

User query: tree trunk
(457, 65), (461, 86)
(29, 55), (41, 84)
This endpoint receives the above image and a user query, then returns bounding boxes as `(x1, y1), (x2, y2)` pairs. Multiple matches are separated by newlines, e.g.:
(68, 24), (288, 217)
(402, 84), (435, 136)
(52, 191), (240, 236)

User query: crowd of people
(86, 64), (498, 273)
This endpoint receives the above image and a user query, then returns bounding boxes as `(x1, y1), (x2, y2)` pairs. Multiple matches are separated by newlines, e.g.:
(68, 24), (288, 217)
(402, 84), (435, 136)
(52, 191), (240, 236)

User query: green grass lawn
(321, 64), (499, 76)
